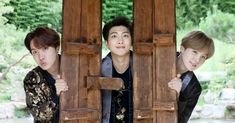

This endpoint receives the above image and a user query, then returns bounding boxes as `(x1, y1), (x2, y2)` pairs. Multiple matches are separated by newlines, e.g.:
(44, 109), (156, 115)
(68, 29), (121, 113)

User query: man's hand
(55, 75), (68, 96)
(168, 74), (182, 95)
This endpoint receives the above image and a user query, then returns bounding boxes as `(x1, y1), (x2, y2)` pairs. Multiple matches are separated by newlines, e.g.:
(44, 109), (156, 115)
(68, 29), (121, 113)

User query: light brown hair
(181, 31), (215, 59)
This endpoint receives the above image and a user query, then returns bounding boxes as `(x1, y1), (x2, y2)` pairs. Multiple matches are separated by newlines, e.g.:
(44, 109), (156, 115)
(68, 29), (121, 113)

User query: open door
(60, 0), (177, 123)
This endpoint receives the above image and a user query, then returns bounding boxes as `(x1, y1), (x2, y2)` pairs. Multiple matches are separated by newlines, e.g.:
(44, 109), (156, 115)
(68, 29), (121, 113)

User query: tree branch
(0, 53), (30, 82)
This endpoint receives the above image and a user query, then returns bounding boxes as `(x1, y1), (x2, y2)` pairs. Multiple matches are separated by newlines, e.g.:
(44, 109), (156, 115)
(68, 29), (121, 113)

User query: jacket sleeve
(178, 86), (201, 123)
(23, 70), (57, 122)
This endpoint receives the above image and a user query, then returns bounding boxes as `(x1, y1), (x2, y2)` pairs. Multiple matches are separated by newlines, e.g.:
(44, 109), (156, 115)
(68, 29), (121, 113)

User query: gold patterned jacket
(24, 66), (59, 123)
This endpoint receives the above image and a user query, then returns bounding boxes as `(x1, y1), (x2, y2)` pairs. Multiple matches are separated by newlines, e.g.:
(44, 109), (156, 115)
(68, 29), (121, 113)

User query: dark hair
(102, 16), (133, 41)
(24, 27), (60, 53)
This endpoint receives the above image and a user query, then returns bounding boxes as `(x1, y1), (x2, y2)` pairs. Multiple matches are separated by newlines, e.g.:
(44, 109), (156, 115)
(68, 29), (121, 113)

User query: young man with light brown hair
(168, 31), (215, 123)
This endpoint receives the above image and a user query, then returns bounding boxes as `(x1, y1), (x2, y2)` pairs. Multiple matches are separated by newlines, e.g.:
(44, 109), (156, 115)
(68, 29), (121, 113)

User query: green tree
(199, 6), (235, 44)
(176, 0), (235, 29)
(176, 0), (215, 29)
(216, 0), (235, 14)
(4, 0), (62, 32)
(0, 0), (30, 82)
(102, 0), (133, 23)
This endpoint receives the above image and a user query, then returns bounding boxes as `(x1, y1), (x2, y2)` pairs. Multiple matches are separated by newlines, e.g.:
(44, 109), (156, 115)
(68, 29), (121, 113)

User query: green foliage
(200, 81), (210, 92)
(0, 0), (13, 26)
(199, 6), (235, 44)
(14, 108), (29, 118)
(197, 98), (205, 106)
(0, 25), (27, 65)
(0, 92), (11, 103)
(0, 1), (26, 65)
(176, 0), (215, 29)
(0, 0), (35, 86)
(223, 53), (235, 81)
(216, 0), (235, 14)
(176, 0), (235, 29)
(0, 55), (7, 71)
(3, 0), (62, 32)
(208, 78), (226, 92)
(102, 0), (133, 23)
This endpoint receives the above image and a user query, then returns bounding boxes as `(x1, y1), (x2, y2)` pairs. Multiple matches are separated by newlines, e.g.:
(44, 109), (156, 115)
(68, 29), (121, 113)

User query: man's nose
(39, 52), (45, 60)
(195, 55), (201, 63)
(117, 37), (124, 44)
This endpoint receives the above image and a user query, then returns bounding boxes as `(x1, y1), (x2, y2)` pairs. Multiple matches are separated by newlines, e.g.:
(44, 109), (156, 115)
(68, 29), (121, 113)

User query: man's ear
(56, 46), (60, 52)
(180, 45), (185, 52)
(105, 41), (110, 49)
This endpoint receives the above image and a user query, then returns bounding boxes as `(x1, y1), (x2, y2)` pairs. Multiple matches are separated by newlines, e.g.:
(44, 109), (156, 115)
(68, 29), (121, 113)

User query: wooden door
(133, 0), (177, 123)
(60, 0), (102, 123)
(60, 1), (123, 123)
(60, 0), (177, 123)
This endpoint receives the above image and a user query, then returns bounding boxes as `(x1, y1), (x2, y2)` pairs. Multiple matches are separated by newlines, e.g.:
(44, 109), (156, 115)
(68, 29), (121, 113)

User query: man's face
(181, 46), (208, 71)
(106, 25), (131, 57)
(30, 41), (58, 71)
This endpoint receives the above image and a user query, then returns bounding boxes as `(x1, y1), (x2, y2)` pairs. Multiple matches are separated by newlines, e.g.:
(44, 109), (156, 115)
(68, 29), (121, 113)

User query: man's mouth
(40, 62), (46, 67)
(116, 46), (125, 49)
(191, 63), (197, 68)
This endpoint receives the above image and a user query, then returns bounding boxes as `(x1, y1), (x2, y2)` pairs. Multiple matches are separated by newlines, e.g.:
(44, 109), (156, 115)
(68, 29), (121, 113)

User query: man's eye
(193, 50), (198, 54)
(201, 56), (207, 60)
(123, 34), (129, 37)
(43, 47), (48, 50)
(32, 51), (37, 55)
(111, 35), (117, 38)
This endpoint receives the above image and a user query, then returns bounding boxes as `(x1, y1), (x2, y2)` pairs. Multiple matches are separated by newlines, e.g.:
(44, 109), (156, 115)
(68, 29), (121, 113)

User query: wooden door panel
(133, 0), (154, 123)
(134, 0), (177, 123)
(61, 0), (177, 122)
(133, 54), (153, 123)
(60, 0), (101, 123)
(153, 0), (177, 122)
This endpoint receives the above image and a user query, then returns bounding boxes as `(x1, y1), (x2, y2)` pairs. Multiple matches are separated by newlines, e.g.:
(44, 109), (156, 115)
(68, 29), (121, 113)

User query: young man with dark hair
(101, 16), (133, 123)
(24, 27), (68, 123)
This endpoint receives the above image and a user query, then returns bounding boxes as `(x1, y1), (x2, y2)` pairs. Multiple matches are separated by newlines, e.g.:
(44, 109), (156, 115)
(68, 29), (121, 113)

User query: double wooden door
(60, 0), (177, 123)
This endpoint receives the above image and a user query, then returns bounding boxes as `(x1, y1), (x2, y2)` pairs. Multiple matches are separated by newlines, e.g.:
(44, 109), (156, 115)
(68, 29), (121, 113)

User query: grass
(14, 108), (29, 118)
(0, 93), (11, 103)
(197, 98), (205, 106)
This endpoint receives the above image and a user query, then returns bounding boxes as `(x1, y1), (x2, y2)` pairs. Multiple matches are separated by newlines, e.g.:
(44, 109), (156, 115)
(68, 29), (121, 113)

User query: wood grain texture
(134, 0), (177, 123)
(133, 0), (154, 122)
(61, 0), (101, 123)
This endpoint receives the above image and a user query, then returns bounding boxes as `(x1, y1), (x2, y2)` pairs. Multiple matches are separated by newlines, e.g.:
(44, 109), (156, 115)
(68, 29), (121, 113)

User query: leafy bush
(0, 93), (11, 103)
(3, 0), (62, 32)
(176, 0), (235, 29)
(208, 78), (226, 92)
(14, 108), (29, 118)
(199, 6), (235, 44)
(216, 0), (235, 14)
(176, 0), (215, 29)
(102, 0), (133, 23)
(223, 53), (235, 81)
(0, 0), (34, 85)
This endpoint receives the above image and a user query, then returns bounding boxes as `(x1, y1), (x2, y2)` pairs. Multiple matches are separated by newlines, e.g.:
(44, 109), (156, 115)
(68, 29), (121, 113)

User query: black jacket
(24, 66), (59, 123)
(101, 51), (133, 123)
(178, 71), (202, 123)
